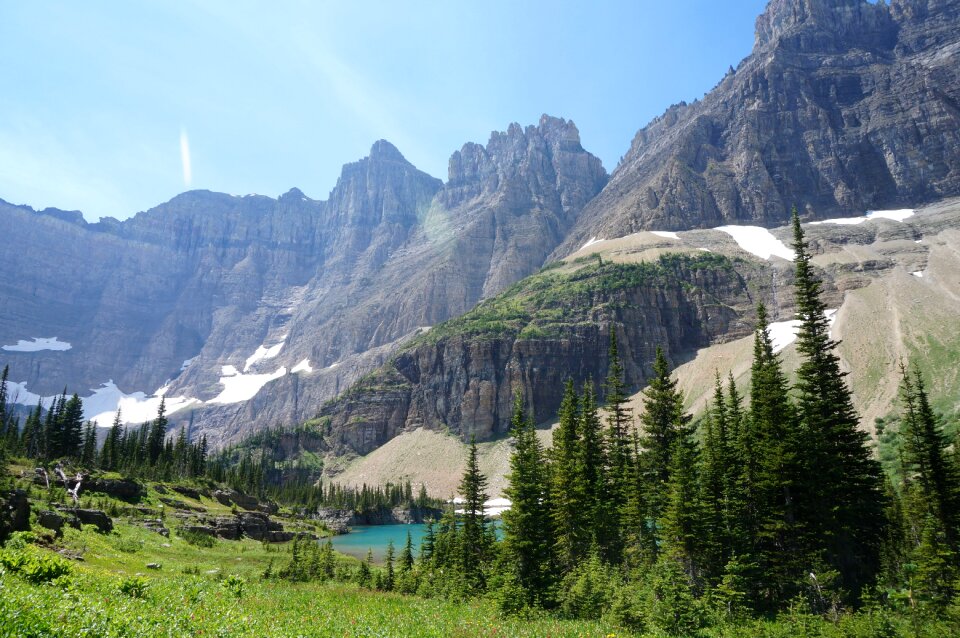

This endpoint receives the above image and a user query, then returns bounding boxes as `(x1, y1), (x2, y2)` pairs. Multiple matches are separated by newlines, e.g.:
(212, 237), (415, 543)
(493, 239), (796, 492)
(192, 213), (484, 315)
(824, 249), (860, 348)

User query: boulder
(83, 478), (145, 502)
(236, 512), (284, 541)
(37, 510), (70, 536)
(171, 485), (205, 501)
(60, 508), (113, 533)
(0, 490), (31, 542)
(213, 489), (261, 511)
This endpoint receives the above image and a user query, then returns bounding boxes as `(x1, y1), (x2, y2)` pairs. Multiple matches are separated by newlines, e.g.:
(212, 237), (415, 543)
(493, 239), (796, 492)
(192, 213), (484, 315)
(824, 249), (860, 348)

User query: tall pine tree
(790, 209), (886, 599)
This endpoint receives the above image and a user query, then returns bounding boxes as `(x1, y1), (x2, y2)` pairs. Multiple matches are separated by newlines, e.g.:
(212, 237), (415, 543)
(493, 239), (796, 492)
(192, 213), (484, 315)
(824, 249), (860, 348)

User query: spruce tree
(458, 436), (489, 591)
(399, 530), (415, 573)
(790, 209), (886, 598)
(660, 427), (704, 583)
(550, 380), (587, 571)
(638, 347), (690, 530)
(744, 302), (802, 610)
(148, 397), (168, 465)
(577, 381), (609, 553)
(502, 394), (555, 607)
(59, 394), (84, 459)
(899, 362), (960, 546)
(602, 329), (633, 564)
(80, 421), (97, 467)
(383, 540), (396, 591)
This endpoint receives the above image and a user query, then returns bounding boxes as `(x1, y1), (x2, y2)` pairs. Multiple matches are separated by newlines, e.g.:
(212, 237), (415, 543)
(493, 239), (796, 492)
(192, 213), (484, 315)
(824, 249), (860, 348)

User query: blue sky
(1, 0), (767, 221)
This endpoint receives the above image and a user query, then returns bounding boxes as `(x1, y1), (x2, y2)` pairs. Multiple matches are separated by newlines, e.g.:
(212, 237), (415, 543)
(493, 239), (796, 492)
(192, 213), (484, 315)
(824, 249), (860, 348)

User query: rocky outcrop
(174, 510), (298, 542)
(59, 508), (113, 533)
(0, 490), (31, 542)
(556, 0), (960, 253)
(320, 254), (762, 451)
(82, 477), (145, 502)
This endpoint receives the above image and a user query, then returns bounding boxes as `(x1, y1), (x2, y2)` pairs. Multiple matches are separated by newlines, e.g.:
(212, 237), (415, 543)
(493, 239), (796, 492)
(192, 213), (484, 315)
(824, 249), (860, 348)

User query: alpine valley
(4, 0), (960, 636)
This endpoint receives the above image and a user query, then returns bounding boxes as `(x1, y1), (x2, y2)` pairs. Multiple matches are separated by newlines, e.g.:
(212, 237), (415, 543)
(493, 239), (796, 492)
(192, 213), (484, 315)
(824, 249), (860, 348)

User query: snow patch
(715, 226), (795, 261)
(867, 208), (915, 222)
(85, 382), (199, 427)
(767, 309), (839, 353)
(580, 236), (603, 251)
(651, 231), (680, 240)
(454, 497), (512, 518)
(810, 208), (916, 226)
(2, 337), (72, 352)
(221, 365), (239, 377)
(243, 336), (287, 372)
(209, 367), (287, 404)
(0, 379), (198, 427)
(291, 358), (313, 374)
(911, 270), (924, 278)
(180, 356), (198, 372)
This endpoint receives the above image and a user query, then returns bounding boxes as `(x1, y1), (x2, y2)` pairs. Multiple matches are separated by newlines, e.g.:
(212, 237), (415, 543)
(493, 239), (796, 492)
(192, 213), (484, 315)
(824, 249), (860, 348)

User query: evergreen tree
(458, 436), (489, 591)
(383, 540), (396, 591)
(148, 397), (168, 464)
(898, 362), (960, 546)
(550, 379), (588, 571)
(638, 347), (690, 537)
(602, 328), (633, 564)
(399, 530), (415, 573)
(59, 393), (84, 459)
(660, 422), (704, 583)
(502, 394), (555, 607)
(22, 401), (43, 459)
(80, 420), (97, 467)
(744, 302), (803, 610)
(0, 365), (7, 425)
(577, 381), (609, 553)
(790, 209), (886, 599)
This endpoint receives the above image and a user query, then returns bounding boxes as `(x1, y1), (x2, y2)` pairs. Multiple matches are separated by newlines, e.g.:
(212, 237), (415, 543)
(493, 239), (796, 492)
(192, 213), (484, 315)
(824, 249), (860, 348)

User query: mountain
(0, 117), (606, 446)
(317, 199), (960, 495)
(3, 0), (960, 465)
(554, 0), (960, 255)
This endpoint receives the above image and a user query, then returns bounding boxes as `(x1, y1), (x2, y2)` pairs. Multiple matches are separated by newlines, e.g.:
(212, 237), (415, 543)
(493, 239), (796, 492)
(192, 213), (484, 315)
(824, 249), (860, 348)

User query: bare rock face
(319, 254), (762, 453)
(556, 0), (960, 254)
(0, 118), (605, 446)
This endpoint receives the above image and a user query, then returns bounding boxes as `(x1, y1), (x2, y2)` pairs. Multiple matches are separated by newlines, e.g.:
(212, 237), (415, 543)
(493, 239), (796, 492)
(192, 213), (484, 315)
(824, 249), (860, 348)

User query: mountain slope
(1, 117), (606, 446)
(555, 0), (960, 255)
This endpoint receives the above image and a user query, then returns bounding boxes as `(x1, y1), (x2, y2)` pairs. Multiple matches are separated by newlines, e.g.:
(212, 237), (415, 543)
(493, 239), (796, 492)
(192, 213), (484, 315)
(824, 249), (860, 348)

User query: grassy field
(0, 473), (624, 637)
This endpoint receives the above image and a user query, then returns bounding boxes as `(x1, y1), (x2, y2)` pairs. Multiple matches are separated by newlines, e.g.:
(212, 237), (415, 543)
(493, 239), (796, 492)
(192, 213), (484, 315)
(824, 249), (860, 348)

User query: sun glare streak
(180, 129), (192, 187)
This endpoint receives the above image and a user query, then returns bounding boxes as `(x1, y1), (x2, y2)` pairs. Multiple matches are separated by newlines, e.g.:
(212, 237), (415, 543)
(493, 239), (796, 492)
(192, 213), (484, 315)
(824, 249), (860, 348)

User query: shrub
(222, 573), (246, 599)
(557, 553), (618, 620)
(179, 528), (216, 548)
(0, 546), (73, 583)
(118, 576), (148, 598)
(113, 536), (144, 554)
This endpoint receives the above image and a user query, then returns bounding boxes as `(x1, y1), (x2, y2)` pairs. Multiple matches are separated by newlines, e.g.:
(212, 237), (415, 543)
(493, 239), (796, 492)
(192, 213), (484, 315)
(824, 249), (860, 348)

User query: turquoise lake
(329, 524), (429, 562)
(329, 522), (504, 562)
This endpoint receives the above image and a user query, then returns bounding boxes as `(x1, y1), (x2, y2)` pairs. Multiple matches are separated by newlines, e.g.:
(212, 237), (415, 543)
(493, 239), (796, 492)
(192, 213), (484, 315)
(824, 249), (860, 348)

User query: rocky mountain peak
(754, 0), (894, 51)
(367, 139), (408, 164)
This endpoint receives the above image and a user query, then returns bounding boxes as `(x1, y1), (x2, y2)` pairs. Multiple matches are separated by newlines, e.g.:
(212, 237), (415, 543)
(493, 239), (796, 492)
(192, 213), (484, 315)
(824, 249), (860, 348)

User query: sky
(0, 0), (768, 222)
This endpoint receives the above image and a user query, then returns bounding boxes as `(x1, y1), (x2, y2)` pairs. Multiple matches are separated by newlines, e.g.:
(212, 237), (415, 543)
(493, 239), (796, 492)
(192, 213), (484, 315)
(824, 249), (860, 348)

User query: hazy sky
(1, 0), (767, 221)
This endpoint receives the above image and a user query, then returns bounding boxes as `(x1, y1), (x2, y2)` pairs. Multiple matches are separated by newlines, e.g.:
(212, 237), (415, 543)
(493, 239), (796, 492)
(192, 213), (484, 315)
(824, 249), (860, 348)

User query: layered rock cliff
(555, 0), (960, 254)
(317, 254), (762, 455)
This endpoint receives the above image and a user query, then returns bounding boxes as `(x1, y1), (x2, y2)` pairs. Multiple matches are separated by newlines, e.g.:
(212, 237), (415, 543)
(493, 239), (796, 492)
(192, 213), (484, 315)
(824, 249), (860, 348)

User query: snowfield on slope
(2, 337), (73, 352)
(715, 226), (795, 261)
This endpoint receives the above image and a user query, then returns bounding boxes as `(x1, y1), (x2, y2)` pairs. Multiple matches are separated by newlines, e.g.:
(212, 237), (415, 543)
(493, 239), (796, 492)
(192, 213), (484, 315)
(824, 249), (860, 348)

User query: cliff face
(0, 117), (606, 447)
(555, 0), (960, 254)
(318, 255), (760, 455)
